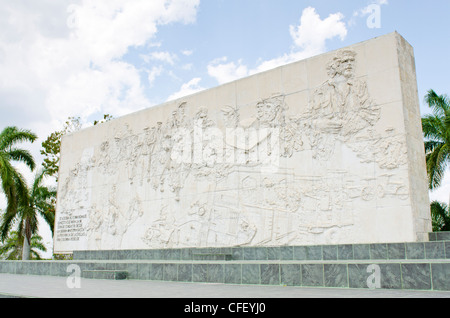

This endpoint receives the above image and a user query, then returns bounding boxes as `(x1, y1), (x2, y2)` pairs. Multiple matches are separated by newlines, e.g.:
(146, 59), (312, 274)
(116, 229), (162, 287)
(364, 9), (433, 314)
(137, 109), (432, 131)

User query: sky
(0, 0), (449, 257)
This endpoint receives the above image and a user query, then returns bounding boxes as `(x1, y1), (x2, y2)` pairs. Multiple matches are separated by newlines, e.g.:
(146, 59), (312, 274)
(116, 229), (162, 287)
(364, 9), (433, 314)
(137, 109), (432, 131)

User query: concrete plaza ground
(1, 273), (449, 298)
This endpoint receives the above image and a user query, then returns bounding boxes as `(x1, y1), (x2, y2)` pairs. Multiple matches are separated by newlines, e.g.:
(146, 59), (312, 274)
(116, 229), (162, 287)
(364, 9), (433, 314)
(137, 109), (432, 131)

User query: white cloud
(46, 61), (151, 121)
(182, 63), (194, 71)
(289, 7), (347, 56)
(207, 57), (249, 85)
(0, 0), (200, 257)
(0, 0), (200, 128)
(167, 77), (205, 101)
(66, 0), (199, 66)
(207, 7), (348, 84)
(147, 66), (164, 87)
(350, 0), (389, 25)
(142, 51), (178, 65)
(181, 49), (194, 56)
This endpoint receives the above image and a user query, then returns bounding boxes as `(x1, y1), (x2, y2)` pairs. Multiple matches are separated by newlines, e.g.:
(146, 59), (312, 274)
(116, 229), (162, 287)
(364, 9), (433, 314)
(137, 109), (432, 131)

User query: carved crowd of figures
(57, 50), (410, 248)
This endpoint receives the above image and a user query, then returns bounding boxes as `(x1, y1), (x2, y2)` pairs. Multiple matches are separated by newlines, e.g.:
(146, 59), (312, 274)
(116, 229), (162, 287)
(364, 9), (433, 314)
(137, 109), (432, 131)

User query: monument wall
(53, 32), (432, 254)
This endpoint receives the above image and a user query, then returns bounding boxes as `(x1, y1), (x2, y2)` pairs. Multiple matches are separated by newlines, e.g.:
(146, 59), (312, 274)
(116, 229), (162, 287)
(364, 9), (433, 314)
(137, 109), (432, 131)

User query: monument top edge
(61, 31), (408, 140)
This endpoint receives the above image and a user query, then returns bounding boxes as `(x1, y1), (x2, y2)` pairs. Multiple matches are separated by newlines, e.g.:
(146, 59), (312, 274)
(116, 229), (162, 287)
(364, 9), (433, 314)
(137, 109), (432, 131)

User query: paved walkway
(1, 274), (450, 298)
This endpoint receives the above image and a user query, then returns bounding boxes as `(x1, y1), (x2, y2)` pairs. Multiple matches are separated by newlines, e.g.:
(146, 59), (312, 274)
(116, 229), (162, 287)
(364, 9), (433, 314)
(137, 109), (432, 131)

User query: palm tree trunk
(22, 219), (31, 260)
(22, 236), (31, 260)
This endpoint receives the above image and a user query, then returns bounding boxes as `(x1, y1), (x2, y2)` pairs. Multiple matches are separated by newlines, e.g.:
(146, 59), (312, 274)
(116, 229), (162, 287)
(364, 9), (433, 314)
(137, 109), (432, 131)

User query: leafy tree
(52, 253), (73, 260)
(0, 169), (56, 260)
(422, 89), (450, 190)
(430, 201), (450, 232)
(40, 117), (81, 181)
(93, 114), (114, 126)
(0, 126), (37, 235)
(0, 230), (47, 260)
(41, 115), (113, 182)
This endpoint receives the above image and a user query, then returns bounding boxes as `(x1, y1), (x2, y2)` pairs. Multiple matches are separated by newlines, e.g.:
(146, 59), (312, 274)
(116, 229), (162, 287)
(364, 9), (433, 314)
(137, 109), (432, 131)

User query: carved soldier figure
(308, 50), (381, 160)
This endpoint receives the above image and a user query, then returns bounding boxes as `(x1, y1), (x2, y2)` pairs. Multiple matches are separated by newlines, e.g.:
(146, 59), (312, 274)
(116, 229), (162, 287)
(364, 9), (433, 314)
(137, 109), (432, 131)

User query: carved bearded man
(309, 50), (380, 159)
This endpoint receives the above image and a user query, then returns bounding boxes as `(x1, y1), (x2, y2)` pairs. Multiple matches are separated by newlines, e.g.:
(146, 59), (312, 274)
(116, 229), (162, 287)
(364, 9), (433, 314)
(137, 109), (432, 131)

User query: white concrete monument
(54, 32), (432, 254)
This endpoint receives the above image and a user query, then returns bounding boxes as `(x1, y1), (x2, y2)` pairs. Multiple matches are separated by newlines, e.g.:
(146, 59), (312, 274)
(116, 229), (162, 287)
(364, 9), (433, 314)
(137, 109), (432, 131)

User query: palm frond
(424, 140), (444, 155)
(425, 89), (450, 117)
(7, 148), (36, 171)
(0, 127), (37, 152)
(422, 90), (450, 190)
(430, 201), (450, 232)
(422, 114), (444, 141)
(426, 143), (449, 189)
(12, 169), (30, 209)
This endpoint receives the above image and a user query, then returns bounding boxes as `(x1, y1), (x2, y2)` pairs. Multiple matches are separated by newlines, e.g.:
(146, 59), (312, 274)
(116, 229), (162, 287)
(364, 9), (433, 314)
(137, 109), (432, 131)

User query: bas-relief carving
(56, 49), (411, 250)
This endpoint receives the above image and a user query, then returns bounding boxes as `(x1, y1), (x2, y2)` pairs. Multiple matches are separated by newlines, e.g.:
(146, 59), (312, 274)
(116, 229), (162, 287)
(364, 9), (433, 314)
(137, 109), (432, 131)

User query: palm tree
(421, 90), (450, 190)
(430, 201), (450, 232)
(0, 126), (37, 217)
(1, 169), (56, 260)
(0, 230), (47, 260)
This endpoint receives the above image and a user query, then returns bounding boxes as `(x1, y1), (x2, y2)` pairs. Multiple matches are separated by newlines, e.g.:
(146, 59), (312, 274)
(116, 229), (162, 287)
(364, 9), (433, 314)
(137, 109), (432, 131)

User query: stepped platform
(1, 234), (449, 292)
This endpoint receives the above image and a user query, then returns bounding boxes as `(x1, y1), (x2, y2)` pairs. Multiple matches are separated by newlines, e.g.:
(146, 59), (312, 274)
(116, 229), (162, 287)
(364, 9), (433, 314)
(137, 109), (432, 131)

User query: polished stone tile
(370, 244), (387, 260)
(260, 264), (280, 285)
(338, 245), (353, 260)
(164, 249), (181, 261)
(34, 262), (52, 276)
(348, 264), (368, 289)
(387, 243), (406, 260)
(425, 242), (446, 259)
(431, 263), (450, 291)
(322, 245), (337, 260)
(231, 248), (243, 260)
(267, 247), (280, 260)
(224, 264), (241, 284)
(73, 251), (86, 260)
(301, 264), (324, 287)
(116, 263), (138, 280)
(401, 264), (431, 290)
(207, 264), (224, 283)
(149, 264), (163, 281)
(192, 264), (207, 283)
(305, 246), (322, 260)
(428, 232), (437, 241)
(243, 247), (267, 260)
(406, 243), (425, 259)
(177, 264), (192, 282)
(446, 242), (450, 259)
(280, 247), (293, 260)
(293, 246), (307, 260)
(324, 264), (348, 288)
(179, 249), (192, 261)
(280, 264), (301, 286)
(0, 262), (12, 274)
(137, 263), (151, 280)
(436, 232), (450, 241)
(50, 262), (67, 277)
(242, 264), (260, 285)
(379, 264), (401, 289)
(353, 244), (371, 260)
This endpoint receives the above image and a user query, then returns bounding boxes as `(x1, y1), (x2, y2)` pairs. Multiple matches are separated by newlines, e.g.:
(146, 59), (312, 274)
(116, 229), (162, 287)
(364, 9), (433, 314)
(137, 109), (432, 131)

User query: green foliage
(40, 115), (113, 182)
(52, 253), (73, 260)
(93, 114), (114, 126)
(0, 126), (37, 239)
(430, 201), (450, 232)
(0, 169), (56, 259)
(40, 117), (81, 182)
(422, 89), (450, 190)
(0, 230), (47, 260)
